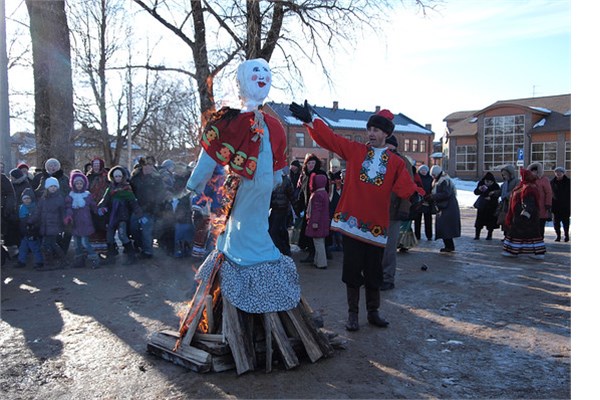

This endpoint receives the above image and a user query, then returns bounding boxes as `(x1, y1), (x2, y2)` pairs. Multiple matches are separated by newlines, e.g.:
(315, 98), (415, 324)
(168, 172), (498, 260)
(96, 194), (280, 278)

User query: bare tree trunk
(190, 0), (214, 126)
(26, 0), (74, 171)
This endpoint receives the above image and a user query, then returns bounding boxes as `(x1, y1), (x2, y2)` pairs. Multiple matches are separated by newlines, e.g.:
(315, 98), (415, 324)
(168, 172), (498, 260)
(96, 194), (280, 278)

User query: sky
(267, 0), (571, 140)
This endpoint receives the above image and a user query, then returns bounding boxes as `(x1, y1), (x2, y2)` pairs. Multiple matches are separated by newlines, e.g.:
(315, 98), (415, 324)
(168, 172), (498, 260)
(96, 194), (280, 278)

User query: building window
(344, 135), (352, 141)
(411, 139), (418, 152)
(354, 135), (363, 143)
(565, 141), (571, 171)
(531, 142), (557, 171)
(295, 133), (304, 147)
(403, 139), (410, 152)
(483, 115), (525, 170)
(419, 140), (426, 153)
(312, 139), (319, 148)
(455, 145), (477, 171)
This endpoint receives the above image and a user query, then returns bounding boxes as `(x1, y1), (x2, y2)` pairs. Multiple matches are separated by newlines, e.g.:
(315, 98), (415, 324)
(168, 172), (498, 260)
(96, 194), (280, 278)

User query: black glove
(289, 100), (313, 123)
(409, 192), (423, 205)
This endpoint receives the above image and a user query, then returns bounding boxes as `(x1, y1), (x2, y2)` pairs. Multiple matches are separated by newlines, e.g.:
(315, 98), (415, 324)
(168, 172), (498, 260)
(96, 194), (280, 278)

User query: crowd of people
(0, 57), (571, 336)
(0, 156), (218, 270)
(0, 150), (571, 281)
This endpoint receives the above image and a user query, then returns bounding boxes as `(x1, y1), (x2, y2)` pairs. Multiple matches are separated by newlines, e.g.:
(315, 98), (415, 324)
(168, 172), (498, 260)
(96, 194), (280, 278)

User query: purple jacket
(65, 170), (98, 237)
(305, 174), (330, 238)
(34, 190), (65, 236)
(65, 192), (97, 237)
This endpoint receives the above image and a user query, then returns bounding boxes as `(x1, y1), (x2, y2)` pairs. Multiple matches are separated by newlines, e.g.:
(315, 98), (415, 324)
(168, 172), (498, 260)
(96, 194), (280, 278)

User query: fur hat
(9, 168), (24, 180)
(44, 158), (61, 171)
(430, 165), (443, 178)
(367, 109), (395, 137)
(418, 165), (429, 174)
(329, 158), (341, 169)
(69, 170), (89, 191)
(45, 177), (59, 189)
(385, 135), (398, 148)
(108, 165), (129, 182)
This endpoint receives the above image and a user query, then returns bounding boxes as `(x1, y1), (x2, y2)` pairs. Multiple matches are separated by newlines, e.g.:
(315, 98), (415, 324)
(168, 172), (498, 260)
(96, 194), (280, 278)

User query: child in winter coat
(305, 174), (330, 269)
(33, 177), (66, 267)
(98, 166), (143, 265)
(16, 188), (44, 269)
(64, 170), (100, 269)
(167, 176), (194, 258)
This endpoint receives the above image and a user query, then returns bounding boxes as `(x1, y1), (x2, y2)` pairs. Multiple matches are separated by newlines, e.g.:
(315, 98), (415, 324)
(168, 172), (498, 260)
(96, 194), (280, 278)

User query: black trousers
(414, 211), (433, 240)
(341, 235), (384, 289)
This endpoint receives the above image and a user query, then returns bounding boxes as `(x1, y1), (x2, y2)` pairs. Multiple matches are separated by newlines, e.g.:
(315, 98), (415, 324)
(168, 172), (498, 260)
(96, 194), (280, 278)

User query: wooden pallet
(147, 294), (335, 375)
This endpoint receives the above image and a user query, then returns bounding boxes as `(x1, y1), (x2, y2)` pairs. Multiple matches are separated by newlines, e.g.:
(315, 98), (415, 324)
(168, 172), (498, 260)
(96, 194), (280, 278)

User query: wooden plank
(284, 307), (324, 363)
(264, 312), (299, 370)
(222, 298), (255, 375)
(297, 302), (334, 357)
(211, 353), (235, 373)
(192, 333), (226, 343)
(147, 331), (211, 373)
(262, 314), (273, 373)
(205, 295), (214, 333)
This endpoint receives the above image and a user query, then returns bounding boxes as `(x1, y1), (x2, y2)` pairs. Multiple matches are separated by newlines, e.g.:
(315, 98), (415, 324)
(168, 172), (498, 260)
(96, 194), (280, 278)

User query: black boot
(486, 230), (493, 240)
(554, 231), (561, 242)
(345, 286), (360, 331)
(564, 229), (569, 242)
(474, 228), (481, 240)
(366, 288), (389, 328)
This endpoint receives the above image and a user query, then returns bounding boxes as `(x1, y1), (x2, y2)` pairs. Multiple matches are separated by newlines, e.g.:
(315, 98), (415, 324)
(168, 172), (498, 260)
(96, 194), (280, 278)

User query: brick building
(443, 94), (571, 180)
(265, 101), (435, 170)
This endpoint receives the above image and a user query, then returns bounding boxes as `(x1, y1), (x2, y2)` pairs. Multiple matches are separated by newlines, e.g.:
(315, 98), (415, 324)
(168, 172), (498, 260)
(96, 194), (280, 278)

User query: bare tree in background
(25, 0), (74, 171)
(132, 0), (434, 124)
(70, 0), (134, 166)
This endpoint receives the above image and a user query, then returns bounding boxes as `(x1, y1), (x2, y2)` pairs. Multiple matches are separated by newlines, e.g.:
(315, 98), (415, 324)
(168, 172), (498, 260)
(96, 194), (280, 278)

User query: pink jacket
(305, 174), (330, 238)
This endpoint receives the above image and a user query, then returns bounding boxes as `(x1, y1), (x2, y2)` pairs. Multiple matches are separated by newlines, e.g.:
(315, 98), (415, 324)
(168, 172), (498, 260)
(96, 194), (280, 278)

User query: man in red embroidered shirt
(290, 101), (424, 331)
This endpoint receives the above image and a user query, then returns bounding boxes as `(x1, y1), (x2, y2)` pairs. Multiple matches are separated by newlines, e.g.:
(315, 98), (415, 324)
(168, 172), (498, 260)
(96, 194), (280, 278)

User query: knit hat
(45, 177), (59, 189)
(418, 165), (429, 174)
(430, 165), (443, 178)
(329, 158), (341, 169)
(69, 170), (89, 191)
(483, 172), (496, 182)
(367, 109), (395, 137)
(44, 158), (61, 171)
(17, 163), (29, 171)
(291, 160), (301, 169)
(554, 166), (566, 173)
(161, 159), (175, 170)
(385, 135), (398, 148)
(21, 188), (35, 201)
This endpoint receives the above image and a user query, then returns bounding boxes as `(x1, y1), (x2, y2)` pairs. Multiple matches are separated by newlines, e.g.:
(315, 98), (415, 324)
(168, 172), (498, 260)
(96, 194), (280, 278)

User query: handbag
(473, 196), (485, 210)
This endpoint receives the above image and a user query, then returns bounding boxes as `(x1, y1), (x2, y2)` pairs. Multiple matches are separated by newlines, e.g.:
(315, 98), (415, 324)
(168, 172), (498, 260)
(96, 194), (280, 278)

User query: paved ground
(0, 207), (571, 399)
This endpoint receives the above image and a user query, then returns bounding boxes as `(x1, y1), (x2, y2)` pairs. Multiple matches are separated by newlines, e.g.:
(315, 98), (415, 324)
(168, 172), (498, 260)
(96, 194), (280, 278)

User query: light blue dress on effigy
(187, 118), (300, 313)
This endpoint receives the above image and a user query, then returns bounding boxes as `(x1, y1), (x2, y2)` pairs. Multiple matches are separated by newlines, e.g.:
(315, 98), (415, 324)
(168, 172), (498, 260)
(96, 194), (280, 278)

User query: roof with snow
(445, 94), (571, 137)
(267, 102), (434, 136)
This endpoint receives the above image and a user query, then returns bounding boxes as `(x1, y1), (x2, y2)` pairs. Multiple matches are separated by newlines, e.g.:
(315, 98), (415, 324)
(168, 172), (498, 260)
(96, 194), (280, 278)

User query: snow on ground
(454, 179), (478, 208)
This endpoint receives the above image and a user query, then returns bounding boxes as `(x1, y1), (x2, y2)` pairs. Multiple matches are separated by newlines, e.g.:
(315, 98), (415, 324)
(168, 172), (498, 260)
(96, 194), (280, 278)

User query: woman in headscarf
(502, 168), (545, 259)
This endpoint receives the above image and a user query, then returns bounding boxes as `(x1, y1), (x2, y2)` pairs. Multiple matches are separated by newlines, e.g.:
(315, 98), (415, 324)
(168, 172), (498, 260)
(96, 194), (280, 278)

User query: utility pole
(127, 63), (132, 170)
(0, 0), (12, 168)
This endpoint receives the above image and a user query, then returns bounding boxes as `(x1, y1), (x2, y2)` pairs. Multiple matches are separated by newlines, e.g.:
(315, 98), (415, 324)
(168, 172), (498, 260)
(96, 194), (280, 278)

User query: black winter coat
(550, 176), (571, 218)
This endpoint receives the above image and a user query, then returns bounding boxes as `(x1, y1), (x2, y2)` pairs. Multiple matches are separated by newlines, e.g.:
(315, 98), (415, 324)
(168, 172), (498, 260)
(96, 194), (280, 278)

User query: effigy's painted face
(237, 58), (272, 110)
